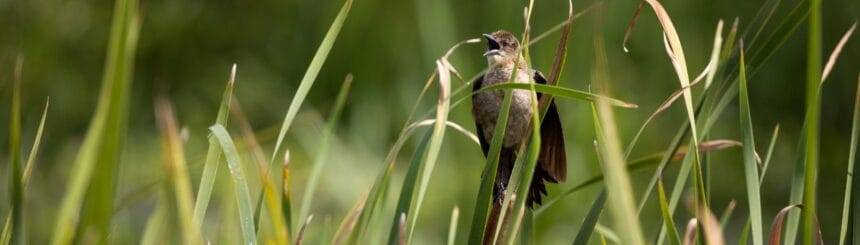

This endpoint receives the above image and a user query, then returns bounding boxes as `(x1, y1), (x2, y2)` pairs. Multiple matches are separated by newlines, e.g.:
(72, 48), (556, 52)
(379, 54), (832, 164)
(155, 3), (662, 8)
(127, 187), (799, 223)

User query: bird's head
(482, 30), (520, 67)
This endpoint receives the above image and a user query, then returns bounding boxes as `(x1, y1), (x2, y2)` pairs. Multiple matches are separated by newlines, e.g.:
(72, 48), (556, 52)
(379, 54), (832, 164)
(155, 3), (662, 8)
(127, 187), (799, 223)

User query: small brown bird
(472, 30), (567, 241)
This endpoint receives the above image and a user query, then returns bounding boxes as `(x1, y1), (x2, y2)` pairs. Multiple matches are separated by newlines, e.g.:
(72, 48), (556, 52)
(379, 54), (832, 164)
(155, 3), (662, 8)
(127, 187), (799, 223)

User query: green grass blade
(447, 207), (460, 245)
(154, 99), (203, 245)
(406, 61), (451, 243)
(635, 119), (691, 213)
(230, 97), (288, 243)
(387, 131), (431, 245)
(647, 0), (810, 242)
(476, 83), (637, 109)
(572, 190), (607, 245)
(657, 179), (681, 245)
(840, 73), (860, 245)
(297, 75), (353, 236)
(592, 39), (645, 245)
(466, 91), (513, 244)
(783, 128), (807, 244)
(719, 200), (737, 229)
(22, 98), (49, 188)
(209, 125), (257, 245)
(760, 125), (780, 182)
(51, 0), (139, 242)
(802, 0), (823, 243)
(7, 56), (23, 244)
(269, 0), (352, 166)
(739, 45), (764, 245)
(595, 100), (645, 244)
(643, 0), (699, 145)
(193, 65), (237, 228)
(536, 153), (662, 216)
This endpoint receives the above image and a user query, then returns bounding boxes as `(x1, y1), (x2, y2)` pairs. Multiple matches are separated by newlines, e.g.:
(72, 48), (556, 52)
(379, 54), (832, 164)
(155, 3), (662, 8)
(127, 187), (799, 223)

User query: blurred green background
(0, 0), (858, 244)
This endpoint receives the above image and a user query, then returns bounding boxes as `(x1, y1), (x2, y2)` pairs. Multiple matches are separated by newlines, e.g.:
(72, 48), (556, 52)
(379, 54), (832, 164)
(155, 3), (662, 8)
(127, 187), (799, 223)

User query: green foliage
(192, 65), (236, 229)
(3, 0), (859, 244)
(209, 125), (256, 244)
(738, 46), (764, 245)
(51, 0), (139, 242)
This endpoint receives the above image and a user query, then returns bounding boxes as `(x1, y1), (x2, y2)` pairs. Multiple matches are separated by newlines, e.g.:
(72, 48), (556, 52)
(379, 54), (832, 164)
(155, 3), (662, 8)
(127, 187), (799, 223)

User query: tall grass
(4, 0), (860, 244)
(801, 0), (822, 243)
(738, 44), (764, 245)
(6, 57), (23, 245)
(51, 0), (139, 243)
(154, 98), (202, 244)
(192, 65), (236, 229)
(591, 38), (646, 245)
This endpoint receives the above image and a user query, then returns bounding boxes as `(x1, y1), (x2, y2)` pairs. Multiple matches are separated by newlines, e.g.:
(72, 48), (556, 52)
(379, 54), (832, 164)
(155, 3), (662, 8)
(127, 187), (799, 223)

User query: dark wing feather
(533, 71), (567, 182)
(472, 74), (490, 156)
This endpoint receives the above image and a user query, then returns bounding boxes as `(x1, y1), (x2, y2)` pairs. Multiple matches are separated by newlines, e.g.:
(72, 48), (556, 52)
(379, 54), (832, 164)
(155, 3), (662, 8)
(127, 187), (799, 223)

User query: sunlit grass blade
(21, 97), (49, 187)
(154, 98), (202, 245)
(7, 56), (24, 244)
(193, 64), (237, 228)
(657, 179), (681, 245)
(51, 0), (139, 242)
(572, 190), (607, 245)
(839, 73), (860, 245)
(296, 75), (352, 238)
(739, 44), (764, 245)
(592, 38), (645, 245)
(447, 207), (460, 245)
(406, 60), (451, 243)
(209, 124), (257, 245)
(643, 0), (699, 145)
(269, 0), (353, 168)
(770, 204), (803, 245)
(477, 83), (637, 109)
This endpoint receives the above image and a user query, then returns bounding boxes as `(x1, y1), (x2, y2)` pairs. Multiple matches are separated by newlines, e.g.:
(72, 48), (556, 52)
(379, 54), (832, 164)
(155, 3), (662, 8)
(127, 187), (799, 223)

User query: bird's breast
(474, 68), (536, 147)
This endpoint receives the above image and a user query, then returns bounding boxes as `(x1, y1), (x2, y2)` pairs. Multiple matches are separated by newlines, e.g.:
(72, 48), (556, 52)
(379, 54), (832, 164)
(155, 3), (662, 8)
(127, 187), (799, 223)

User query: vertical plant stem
(8, 56), (23, 244)
(802, 0), (822, 243)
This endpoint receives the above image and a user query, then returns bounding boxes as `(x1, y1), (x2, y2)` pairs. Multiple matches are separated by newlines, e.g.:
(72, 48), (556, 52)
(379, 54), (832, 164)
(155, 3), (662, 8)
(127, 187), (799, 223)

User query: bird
(471, 30), (567, 242)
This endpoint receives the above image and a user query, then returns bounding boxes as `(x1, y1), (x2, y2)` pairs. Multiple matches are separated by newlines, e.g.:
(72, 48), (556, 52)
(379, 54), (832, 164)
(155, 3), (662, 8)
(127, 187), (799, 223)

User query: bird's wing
(472, 74), (490, 156)
(533, 71), (567, 182)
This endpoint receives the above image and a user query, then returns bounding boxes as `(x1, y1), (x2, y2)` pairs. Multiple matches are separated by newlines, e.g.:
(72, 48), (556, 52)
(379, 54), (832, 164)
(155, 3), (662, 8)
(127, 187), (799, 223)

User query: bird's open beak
(482, 33), (501, 56)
